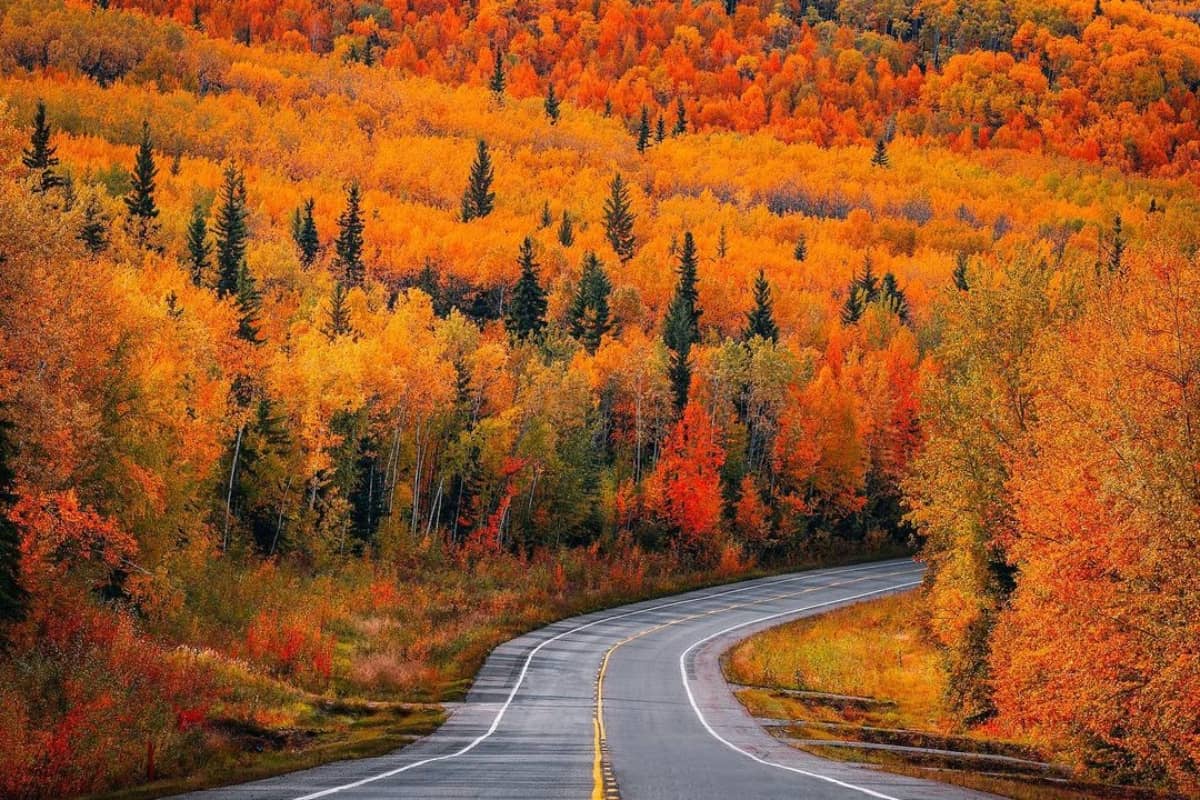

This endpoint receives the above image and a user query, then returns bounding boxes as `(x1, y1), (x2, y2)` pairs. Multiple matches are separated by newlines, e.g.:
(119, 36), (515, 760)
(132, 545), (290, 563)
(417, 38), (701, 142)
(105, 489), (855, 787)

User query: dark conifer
(489, 50), (506, 103)
(655, 115), (666, 143)
(294, 198), (320, 267)
(793, 233), (808, 261)
(462, 140), (496, 221)
(953, 251), (970, 291)
(539, 200), (553, 229)
(322, 281), (353, 340)
(568, 251), (612, 354)
(213, 163), (248, 298)
(0, 410), (26, 630)
(557, 210), (574, 246)
(744, 269), (779, 342)
(636, 106), (651, 153)
(664, 232), (701, 411)
(124, 121), (161, 249)
(505, 237), (548, 341)
(1106, 214), (1125, 275)
(603, 172), (636, 263)
(23, 100), (64, 193)
(185, 204), (211, 287)
(871, 137), (890, 168)
(234, 261), (263, 345)
(544, 82), (560, 124)
(881, 271), (910, 323)
(79, 194), (109, 254)
(335, 182), (366, 287)
(673, 98), (688, 135)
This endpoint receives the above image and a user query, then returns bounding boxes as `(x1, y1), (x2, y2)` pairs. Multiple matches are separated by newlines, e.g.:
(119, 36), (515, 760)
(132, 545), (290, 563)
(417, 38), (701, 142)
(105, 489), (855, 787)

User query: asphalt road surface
(173, 559), (995, 800)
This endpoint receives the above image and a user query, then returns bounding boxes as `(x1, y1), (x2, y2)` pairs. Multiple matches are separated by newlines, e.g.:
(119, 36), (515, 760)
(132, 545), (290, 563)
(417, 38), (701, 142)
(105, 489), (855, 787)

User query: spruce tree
(1106, 214), (1125, 275)
(673, 97), (688, 136)
(636, 105), (651, 153)
(185, 204), (211, 287)
(213, 163), (248, 298)
(664, 232), (701, 411)
(655, 115), (666, 143)
(744, 269), (779, 342)
(124, 121), (161, 249)
(568, 251), (612, 354)
(335, 182), (366, 287)
(23, 100), (64, 193)
(723, 0), (737, 14)
(539, 200), (553, 229)
(793, 233), (807, 261)
(557, 209), (574, 246)
(544, 82), (560, 124)
(322, 280), (353, 340)
(505, 237), (548, 341)
(78, 194), (109, 254)
(0, 410), (26, 630)
(234, 261), (264, 345)
(294, 198), (319, 267)
(881, 272), (910, 323)
(953, 251), (970, 291)
(717, 225), (728, 259)
(840, 286), (865, 326)
(603, 172), (636, 263)
(489, 50), (507, 103)
(462, 140), (496, 221)
(870, 137), (890, 168)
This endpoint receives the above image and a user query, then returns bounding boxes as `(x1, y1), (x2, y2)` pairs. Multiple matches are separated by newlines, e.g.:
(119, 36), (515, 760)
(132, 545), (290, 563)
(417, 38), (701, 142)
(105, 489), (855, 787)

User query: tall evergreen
(870, 137), (890, 168)
(723, 0), (737, 14)
(636, 105), (651, 153)
(213, 163), (248, 298)
(322, 280), (353, 340)
(673, 97), (688, 135)
(293, 198), (320, 267)
(744, 269), (779, 342)
(505, 237), (548, 342)
(185, 204), (211, 287)
(953, 251), (970, 291)
(568, 251), (612, 354)
(78, 194), (109, 254)
(881, 272), (910, 323)
(539, 200), (553, 229)
(124, 121), (161, 249)
(793, 233), (807, 261)
(234, 261), (263, 345)
(1106, 214), (1125, 274)
(461, 140), (496, 221)
(664, 232), (701, 411)
(23, 100), (64, 193)
(0, 410), (26, 630)
(489, 50), (506, 103)
(544, 82), (560, 124)
(603, 172), (636, 263)
(335, 182), (366, 287)
(557, 209), (574, 246)
(655, 115), (666, 143)
(841, 256), (880, 326)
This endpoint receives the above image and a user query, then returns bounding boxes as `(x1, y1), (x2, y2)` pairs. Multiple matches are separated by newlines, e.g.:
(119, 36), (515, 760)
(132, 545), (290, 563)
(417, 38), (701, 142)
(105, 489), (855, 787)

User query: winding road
(174, 559), (993, 800)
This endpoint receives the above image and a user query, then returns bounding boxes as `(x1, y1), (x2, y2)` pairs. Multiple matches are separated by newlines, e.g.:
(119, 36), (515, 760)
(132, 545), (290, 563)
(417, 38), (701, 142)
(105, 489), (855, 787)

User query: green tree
(335, 182), (366, 287)
(544, 82), (560, 124)
(293, 198), (320, 267)
(603, 172), (636, 263)
(539, 200), (553, 229)
(655, 114), (666, 142)
(489, 49), (506, 103)
(881, 271), (910, 323)
(636, 105), (651, 153)
(567, 251), (612, 353)
(557, 209), (574, 246)
(78, 194), (109, 254)
(506, 237), (548, 341)
(664, 232), (702, 410)
(1105, 214), (1125, 275)
(673, 97), (688, 135)
(953, 251), (970, 291)
(871, 137), (890, 168)
(124, 121), (160, 249)
(185, 204), (211, 287)
(23, 100), (64, 193)
(234, 261), (263, 345)
(793, 233), (807, 262)
(213, 163), (248, 298)
(744, 269), (779, 342)
(462, 140), (496, 221)
(0, 410), (26, 630)
(322, 280), (353, 340)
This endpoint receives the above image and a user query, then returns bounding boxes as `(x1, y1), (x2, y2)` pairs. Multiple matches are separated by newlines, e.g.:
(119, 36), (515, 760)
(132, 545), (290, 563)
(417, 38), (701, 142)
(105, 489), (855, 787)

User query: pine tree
(1106, 214), (1125, 275)
(234, 261), (263, 345)
(293, 198), (319, 267)
(855, 255), (880, 301)
(60, 174), (76, 211)
(870, 137), (890, 168)
(0, 410), (26, 630)
(568, 251), (612, 354)
(462, 140), (496, 221)
(539, 200), (553, 228)
(557, 209), (574, 246)
(881, 271), (910, 323)
(673, 97), (688, 135)
(840, 286), (865, 326)
(603, 172), (636, 263)
(953, 251), (970, 291)
(655, 115), (666, 143)
(185, 204), (211, 286)
(124, 121), (161, 249)
(78, 194), (109, 254)
(1093, 0), (1103, 17)
(213, 163), (248, 297)
(335, 183), (366, 287)
(489, 49), (506, 103)
(322, 280), (353, 340)
(636, 105), (651, 153)
(544, 82), (560, 124)
(23, 100), (64, 193)
(723, 0), (737, 14)
(744, 269), (779, 342)
(505, 237), (548, 341)
(793, 233), (808, 261)
(664, 232), (701, 411)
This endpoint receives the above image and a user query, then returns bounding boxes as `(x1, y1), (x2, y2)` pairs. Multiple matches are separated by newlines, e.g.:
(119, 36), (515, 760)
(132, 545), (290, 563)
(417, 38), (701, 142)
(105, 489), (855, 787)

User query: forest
(0, 0), (1197, 796)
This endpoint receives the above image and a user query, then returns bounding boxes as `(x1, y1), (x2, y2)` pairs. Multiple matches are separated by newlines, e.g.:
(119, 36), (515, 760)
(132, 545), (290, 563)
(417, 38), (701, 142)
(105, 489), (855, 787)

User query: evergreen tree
(335, 182), (366, 287)
(322, 280), (353, 340)
(293, 198), (319, 267)
(854, 254), (881, 301)
(539, 200), (553, 229)
(60, 174), (76, 211)
(213, 163), (248, 297)
(0, 410), (26, 630)
(841, 256), (880, 325)
(840, 286), (866, 326)
(871, 137), (890, 168)
(185, 204), (211, 287)
(636, 105), (651, 153)
(881, 271), (910, 323)
(655, 114), (666, 142)
(1093, 0), (1103, 17)
(22, 100), (64, 193)
(717, 225), (728, 259)
(603, 172), (636, 263)
(234, 261), (263, 345)
(664, 232), (701, 411)
(78, 194), (109, 254)
(462, 139), (496, 221)
(489, 49), (506, 103)
(124, 121), (161, 249)
(557, 209), (574, 246)
(953, 251), (970, 291)
(793, 232), (808, 261)
(567, 251), (612, 354)
(673, 97), (688, 135)
(505, 237), (548, 341)
(544, 82), (560, 124)
(1106, 214), (1125, 274)
(723, 0), (737, 14)
(744, 269), (779, 342)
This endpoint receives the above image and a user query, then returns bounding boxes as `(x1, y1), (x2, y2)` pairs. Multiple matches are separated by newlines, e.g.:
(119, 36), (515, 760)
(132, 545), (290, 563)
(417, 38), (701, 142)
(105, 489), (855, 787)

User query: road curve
(172, 559), (993, 800)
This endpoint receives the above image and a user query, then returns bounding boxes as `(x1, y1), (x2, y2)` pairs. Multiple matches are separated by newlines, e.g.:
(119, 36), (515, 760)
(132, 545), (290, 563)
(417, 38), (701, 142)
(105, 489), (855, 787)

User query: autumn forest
(0, 0), (1198, 796)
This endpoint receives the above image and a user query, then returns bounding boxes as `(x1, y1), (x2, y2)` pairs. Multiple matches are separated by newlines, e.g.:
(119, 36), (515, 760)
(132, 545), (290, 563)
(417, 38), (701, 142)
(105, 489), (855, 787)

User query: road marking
(678, 581), (923, 800)
(290, 560), (913, 800)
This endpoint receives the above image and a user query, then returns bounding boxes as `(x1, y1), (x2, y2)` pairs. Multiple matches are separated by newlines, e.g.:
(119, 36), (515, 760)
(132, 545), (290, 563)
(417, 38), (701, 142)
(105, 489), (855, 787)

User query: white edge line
(678, 580), (923, 800)
(292, 560), (914, 800)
